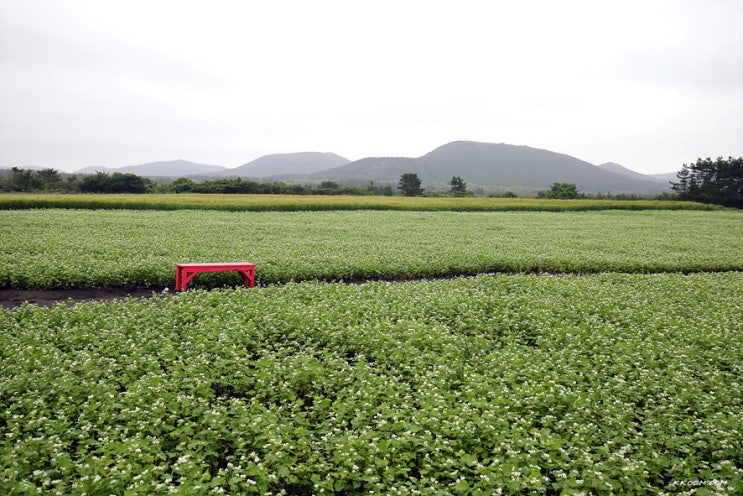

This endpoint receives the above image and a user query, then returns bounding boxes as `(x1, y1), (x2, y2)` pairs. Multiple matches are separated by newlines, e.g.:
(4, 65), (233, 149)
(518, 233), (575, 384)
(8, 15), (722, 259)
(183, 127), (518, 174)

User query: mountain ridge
(598, 162), (668, 183)
(76, 159), (228, 176)
(208, 152), (350, 178)
(312, 141), (669, 194)
(29, 141), (676, 194)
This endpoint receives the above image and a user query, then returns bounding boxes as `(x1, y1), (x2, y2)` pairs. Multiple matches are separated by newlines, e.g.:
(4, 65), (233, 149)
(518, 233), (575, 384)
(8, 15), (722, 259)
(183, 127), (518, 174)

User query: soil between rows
(0, 275), (462, 309)
(1, 270), (725, 309)
(0, 287), (161, 309)
(0, 278), (433, 309)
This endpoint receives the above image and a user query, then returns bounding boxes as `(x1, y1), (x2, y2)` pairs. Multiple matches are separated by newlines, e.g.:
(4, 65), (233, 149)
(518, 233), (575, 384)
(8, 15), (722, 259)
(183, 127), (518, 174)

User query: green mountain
(76, 160), (228, 176)
(597, 162), (668, 183)
(215, 152), (350, 178)
(313, 141), (670, 194)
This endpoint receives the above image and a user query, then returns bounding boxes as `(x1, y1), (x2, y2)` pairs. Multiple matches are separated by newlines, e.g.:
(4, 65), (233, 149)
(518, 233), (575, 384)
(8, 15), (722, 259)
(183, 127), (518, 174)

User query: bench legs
(175, 266), (255, 292)
(175, 268), (197, 291)
(238, 269), (255, 288)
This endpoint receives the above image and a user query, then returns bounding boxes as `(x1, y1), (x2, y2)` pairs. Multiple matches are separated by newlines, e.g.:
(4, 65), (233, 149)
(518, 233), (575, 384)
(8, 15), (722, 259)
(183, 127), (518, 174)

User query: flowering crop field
(2, 273), (742, 494)
(1, 209), (742, 289)
(0, 193), (718, 212)
(2, 208), (742, 494)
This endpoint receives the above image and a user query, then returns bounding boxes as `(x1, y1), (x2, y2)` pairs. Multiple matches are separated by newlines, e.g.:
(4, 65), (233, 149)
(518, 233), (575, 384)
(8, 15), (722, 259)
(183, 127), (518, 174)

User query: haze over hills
(208, 152), (350, 178)
(41, 141), (676, 194)
(313, 141), (671, 194)
(72, 153), (350, 179)
(76, 160), (228, 176)
(598, 162), (680, 187)
(650, 171), (679, 182)
(598, 162), (665, 182)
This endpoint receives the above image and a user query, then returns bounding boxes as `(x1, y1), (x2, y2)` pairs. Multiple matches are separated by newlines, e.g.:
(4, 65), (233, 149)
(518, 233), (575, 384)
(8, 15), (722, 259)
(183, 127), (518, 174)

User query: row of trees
(0, 168), (670, 200)
(671, 156), (742, 208)
(0, 169), (399, 195)
(1, 168), (461, 197)
(167, 177), (396, 196)
(401, 156), (742, 206)
(397, 174), (472, 197)
(0, 168), (153, 194)
(1, 167), (71, 192)
(537, 182), (584, 199)
(398, 174), (583, 199)
(4, 157), (741, 206)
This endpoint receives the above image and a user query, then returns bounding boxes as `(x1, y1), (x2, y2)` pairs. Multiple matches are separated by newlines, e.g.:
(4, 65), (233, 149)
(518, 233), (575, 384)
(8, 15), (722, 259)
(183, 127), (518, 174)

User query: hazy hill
(76, 160), (228, 176)
(314, 141), (669, 194)
(597, 162), (666, 183)
(651, 171), (679, 182)
(58, 141), (676, 194)
(212, 152), (350, 178)
(0, 166), (44, 178)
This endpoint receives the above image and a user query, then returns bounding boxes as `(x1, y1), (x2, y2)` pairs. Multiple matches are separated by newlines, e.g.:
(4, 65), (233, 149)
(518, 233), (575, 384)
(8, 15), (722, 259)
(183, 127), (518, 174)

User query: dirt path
(0, 287), (161, 309)
(0, 272), (572, 309)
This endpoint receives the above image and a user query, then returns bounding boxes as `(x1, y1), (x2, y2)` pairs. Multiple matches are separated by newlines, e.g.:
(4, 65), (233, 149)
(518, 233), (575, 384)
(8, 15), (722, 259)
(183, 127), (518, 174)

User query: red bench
(175, 262), (256, 292)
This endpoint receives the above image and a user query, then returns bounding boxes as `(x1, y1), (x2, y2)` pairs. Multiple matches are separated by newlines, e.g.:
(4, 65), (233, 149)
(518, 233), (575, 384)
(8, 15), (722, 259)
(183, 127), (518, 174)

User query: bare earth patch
(0, 287), (161, 309)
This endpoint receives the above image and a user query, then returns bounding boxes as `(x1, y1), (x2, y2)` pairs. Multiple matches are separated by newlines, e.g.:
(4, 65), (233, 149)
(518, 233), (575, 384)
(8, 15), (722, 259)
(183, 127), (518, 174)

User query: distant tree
(449, 176), (470, 197)
(37, 168), (61, 185)
(538, 182), (583, 199)
(80, 172), (148, 193)
(170, 177), (196, 193)
(80, 172), (108, 193)
(10, 167), (34, 191)
(108, 172), (143, 193)
(367, 181), (394, 196)
(398, 173), (424, 197)
(671, 156), (742, 208)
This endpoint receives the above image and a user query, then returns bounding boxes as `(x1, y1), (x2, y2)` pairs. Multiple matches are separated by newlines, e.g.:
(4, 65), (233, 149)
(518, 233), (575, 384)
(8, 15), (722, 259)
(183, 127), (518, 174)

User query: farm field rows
(2, 205), (742, 494)
(1, 209), (743, 289)
(0, 193), (719, 212)
(2, 273), (742, 494)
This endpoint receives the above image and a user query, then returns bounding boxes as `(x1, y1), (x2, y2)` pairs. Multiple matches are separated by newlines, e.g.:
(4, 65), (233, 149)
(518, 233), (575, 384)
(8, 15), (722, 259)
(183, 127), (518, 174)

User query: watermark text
(670, 479), (728, 488)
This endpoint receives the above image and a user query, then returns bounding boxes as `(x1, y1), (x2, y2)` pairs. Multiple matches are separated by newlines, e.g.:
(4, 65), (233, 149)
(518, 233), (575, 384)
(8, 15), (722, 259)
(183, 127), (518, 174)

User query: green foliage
(169, 177), (197, 193)
(79, 172), (151, 194)
(449, 176), (470, 197)
(398, 173), (424, 197)
(1, 209), (742, 289)
(0, 167), (75, 192)
(35, 168), (61, 184)
(0, 169), (394, 196)
(8, 167), (34, 191)
(0, 192), (722, 212)
(366, 181), (395, 196)
(538, 182), (584, 199)
(1, 205), (741, 493)
(2, 273), (741, 493)
(156, 177), (396, 196)
(671, 156), (743, 208)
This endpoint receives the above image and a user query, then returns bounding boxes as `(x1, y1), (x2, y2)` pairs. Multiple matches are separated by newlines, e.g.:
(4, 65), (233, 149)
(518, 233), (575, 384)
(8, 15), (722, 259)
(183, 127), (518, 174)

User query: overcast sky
(1, 0), (742, 174)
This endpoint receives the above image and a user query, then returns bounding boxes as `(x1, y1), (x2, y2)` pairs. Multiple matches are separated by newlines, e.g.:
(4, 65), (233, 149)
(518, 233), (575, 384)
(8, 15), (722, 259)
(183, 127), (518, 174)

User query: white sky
(1, 0), (742, 174)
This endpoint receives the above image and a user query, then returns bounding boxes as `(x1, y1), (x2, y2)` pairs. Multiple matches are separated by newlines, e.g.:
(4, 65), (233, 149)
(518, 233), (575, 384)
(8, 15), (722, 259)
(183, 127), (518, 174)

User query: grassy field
(1, 209), (742, 289)
(1, 203), (742, 494)
(0, 192), (720, 212)
(2, 273), (741, 494)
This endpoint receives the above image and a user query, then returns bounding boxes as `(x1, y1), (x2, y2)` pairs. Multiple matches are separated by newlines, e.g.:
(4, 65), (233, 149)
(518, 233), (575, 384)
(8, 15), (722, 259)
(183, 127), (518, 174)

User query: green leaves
(1, 209), (742, 289)
(2, 207), (742, 493)
(2, 273), (742, 493)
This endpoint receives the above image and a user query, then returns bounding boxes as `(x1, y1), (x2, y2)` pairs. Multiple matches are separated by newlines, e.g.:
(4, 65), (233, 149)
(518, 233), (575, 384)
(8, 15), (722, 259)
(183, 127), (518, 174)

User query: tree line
(0, 169), (397, 195)
(1, 168), (151, 194)
(3, 157), (741, 207)
(671, 156), (742, 208)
